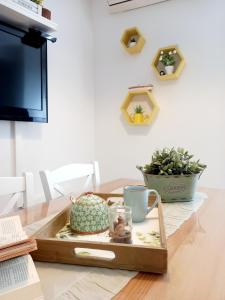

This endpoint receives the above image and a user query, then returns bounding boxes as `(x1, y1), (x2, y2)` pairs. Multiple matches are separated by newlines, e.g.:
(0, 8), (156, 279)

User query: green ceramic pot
(137, 167), (201, 202)
(70, 193), (109, 234)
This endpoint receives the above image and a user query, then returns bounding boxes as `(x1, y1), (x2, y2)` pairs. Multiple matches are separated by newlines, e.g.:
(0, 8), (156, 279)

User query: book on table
(0, 255), (44, 300)
(0, 216), (43, 299)
(0, 216), (37, 262)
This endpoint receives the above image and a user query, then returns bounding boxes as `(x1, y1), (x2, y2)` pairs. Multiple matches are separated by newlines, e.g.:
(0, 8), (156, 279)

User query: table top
(11, 179), (225, 300)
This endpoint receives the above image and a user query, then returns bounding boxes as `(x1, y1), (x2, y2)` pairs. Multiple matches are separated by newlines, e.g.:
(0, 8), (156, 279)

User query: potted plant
(159, 49), (176, 75)
(128, 36), (137, 48)
(137, 147), (206, 202)
(133, 105), (144, 124)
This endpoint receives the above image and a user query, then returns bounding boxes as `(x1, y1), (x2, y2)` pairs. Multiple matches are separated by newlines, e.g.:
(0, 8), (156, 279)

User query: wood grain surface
(31, 193), (167, 274)
(6, 179), (225, 300)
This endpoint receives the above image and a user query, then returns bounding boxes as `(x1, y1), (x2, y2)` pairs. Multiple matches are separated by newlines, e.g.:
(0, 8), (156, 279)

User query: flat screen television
(0, 22), (48, 122)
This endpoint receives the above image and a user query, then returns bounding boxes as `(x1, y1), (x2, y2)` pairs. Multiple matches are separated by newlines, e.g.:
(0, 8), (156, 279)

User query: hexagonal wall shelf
(121, 89), (159, 126)
(152, 45), (185, 80)
(121, 27), (145, 54)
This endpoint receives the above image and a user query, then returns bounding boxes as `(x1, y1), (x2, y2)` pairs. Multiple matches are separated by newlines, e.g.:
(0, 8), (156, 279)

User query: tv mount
(21, 29), (57, 48)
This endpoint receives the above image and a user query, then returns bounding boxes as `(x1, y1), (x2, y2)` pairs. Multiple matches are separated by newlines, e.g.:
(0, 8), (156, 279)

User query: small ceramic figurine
(110, 215), (132, 243)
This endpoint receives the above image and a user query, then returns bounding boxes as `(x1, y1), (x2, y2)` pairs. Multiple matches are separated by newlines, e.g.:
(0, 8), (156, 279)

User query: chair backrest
(39, 161), (100, 202)
(0, 172), (34, 215)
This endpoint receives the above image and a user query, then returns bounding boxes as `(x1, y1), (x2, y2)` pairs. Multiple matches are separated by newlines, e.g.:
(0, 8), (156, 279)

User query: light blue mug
(124, 185), (160, 223)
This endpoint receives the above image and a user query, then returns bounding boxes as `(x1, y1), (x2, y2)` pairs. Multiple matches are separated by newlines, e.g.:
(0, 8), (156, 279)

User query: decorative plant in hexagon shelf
(121, 27), (145, 54)
(134, 105), (143, 114)
(121, 89), (159, 126)
(128, 36), (138, 48)
(159, 49), (177, 75)
(133, 105), (145, 124)
(152, 45), (185, 80)
(137, 147), (206, 202)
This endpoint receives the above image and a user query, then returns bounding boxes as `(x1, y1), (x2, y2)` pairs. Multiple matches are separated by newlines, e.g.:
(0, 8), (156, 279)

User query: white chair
(39, 161), (100, 202)
(0, 172), (34, 215)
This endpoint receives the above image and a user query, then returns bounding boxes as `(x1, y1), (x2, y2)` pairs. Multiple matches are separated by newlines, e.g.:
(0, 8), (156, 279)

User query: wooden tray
(31, 193), (167, 273)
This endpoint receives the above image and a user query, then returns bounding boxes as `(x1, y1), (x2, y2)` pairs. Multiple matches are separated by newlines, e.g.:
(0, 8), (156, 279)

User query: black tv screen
(0, 22), (48, 122)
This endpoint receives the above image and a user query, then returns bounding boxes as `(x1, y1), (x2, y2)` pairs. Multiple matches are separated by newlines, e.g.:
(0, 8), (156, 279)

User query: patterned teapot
(70, 193), (109, 234)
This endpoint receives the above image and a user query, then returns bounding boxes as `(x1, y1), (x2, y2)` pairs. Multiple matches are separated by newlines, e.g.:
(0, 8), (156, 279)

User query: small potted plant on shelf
(159, 49), (177, 75)
(133, 105), (144, 124)
(128, 35), (138, 48)
(137, 147), (206, 202)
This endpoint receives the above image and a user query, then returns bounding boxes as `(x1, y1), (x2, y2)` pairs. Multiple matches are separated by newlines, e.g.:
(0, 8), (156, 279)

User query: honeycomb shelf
(152, 45), (185, 80)
(121, 27), (145, 54)
(121, 89), (159, 126)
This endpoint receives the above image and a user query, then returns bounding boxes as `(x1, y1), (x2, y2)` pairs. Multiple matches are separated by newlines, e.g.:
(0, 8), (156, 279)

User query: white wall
(0, 0), (96, 205)
(0, 0), (224, 210)
(92, 0), (225, 189)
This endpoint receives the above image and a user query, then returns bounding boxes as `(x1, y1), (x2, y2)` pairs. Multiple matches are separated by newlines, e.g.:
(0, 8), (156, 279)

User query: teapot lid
(76, 192), (105, 206)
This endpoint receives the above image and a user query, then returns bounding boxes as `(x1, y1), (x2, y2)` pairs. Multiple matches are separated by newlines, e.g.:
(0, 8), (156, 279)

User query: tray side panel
(32, 239), (167, 273)
(158, 201), (167, 248)
(34, 208), (70, 239)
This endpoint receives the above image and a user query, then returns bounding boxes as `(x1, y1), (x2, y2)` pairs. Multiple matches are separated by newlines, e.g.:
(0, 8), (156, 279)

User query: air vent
(107, 0), (170, 13)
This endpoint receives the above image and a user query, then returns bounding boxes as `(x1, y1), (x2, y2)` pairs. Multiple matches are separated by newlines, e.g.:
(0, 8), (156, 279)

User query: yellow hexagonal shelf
(152, 45), (185, 80)
(121, 27), (145, 54)
(121, 89), (159, 126)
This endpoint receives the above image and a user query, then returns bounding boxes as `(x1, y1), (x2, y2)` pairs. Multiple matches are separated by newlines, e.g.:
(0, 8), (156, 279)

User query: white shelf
(0, 0), (57, 33)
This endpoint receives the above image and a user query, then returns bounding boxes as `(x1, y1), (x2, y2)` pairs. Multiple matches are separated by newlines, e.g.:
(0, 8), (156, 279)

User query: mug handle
(146, 189), (160, 215)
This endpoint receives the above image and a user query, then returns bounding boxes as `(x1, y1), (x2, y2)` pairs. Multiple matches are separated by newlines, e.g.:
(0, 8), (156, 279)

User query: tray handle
(62, 240), (119, 264)
(74, 247), (115, 261)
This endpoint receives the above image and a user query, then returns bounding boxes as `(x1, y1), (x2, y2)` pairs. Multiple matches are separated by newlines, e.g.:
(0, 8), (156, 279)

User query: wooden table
(13, 179), (225, 300)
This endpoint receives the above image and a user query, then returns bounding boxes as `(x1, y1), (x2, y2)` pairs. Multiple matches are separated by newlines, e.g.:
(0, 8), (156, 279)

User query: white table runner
(25, 192), (207, 300)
